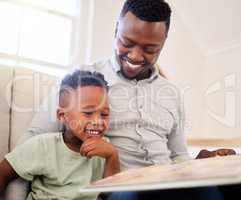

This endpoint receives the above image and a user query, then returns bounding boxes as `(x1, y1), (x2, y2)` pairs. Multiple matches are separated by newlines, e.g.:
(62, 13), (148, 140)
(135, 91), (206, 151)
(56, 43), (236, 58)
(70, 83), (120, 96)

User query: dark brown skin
(196, 149), (236, 159)
(0, 159), (19, 194)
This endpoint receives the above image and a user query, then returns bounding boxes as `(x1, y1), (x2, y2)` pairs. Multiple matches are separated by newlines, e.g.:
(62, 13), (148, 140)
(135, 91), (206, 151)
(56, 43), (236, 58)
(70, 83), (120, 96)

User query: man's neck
(135, 68), (153, 81)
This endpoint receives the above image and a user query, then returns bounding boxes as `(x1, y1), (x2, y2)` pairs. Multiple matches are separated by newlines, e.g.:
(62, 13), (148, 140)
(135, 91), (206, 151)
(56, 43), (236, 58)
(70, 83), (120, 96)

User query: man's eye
(120, 39), (134, 48)
(144, 48), (160, 54)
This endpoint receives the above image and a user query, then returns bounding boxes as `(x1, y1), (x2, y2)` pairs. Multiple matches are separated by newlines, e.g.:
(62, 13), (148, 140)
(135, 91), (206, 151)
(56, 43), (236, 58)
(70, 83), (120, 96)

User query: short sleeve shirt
(5, 132), (105, 200)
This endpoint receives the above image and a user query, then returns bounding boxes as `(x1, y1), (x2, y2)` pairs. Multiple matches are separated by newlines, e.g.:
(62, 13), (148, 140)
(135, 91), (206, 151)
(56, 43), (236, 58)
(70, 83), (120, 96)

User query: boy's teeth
(86, 130), (100, 135)
(126, 61), (141, 69)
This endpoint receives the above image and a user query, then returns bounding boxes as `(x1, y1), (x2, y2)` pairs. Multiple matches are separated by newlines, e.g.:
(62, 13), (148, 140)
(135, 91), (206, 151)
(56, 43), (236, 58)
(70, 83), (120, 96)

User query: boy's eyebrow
(81, 105), (110, 111)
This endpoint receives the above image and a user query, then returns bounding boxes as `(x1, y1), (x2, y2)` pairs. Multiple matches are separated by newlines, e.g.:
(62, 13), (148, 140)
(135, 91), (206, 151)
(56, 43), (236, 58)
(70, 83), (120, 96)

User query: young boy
(0, 70), (120, 200)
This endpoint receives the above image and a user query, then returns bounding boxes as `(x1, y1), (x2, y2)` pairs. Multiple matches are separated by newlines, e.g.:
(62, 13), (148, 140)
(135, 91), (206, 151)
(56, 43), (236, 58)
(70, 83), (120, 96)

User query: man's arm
(196, 149), (236, 159)
(103, 149), (120, 178)
(167, 92), (190, 162)
(0, 159), (19, 194)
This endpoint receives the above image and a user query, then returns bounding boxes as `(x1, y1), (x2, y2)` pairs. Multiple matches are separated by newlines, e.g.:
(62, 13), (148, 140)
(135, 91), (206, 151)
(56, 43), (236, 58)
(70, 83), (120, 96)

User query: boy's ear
(57, 108), (66, 123)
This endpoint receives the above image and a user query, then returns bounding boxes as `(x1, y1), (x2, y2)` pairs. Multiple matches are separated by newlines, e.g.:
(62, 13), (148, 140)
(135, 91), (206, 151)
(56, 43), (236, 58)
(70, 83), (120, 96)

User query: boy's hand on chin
(195, 148), (236, 159)
(79, 138), (117, 159)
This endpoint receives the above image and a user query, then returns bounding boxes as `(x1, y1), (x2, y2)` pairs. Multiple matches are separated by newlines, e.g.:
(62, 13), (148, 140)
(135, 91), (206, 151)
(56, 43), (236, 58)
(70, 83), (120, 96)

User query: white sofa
(0, 65), (59, 200)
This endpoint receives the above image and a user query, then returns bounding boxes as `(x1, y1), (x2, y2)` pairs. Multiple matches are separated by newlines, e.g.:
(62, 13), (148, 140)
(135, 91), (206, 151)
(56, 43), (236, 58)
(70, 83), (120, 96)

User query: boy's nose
(91, 116), (104, 127)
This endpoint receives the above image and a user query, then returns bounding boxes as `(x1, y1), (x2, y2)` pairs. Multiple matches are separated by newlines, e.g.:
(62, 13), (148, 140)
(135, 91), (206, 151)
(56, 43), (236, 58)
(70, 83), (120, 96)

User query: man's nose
(127, 46), (144, 63)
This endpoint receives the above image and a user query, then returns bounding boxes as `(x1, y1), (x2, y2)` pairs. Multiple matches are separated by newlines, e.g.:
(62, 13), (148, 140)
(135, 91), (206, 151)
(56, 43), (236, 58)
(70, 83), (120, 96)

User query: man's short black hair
(120, 0), (172, 32)
(59, 70), (108, 101)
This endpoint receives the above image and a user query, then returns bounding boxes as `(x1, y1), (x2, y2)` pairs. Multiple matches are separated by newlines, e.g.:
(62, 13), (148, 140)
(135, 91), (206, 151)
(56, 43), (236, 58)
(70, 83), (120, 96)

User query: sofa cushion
(10, 67), (59, 150)
(0, 65), (13, 160)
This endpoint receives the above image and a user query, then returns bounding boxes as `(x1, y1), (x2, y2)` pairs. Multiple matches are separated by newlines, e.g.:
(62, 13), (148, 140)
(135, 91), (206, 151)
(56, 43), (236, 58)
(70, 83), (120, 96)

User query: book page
(80, 155), (241, 193)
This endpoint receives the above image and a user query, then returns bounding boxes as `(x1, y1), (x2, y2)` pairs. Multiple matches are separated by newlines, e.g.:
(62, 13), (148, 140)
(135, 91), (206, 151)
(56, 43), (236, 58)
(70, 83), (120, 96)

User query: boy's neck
(63, 131), (83, 153)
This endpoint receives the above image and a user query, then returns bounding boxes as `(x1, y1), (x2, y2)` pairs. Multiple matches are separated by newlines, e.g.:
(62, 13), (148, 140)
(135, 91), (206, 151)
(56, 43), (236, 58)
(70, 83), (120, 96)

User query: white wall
(88, 0), (125, 62)
(202, 47), (241, 138)
(158, 2), (206, 138)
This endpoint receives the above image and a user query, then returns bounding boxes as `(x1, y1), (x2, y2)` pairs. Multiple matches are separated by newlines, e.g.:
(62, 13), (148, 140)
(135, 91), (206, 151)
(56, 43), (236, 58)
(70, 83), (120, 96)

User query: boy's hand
(196, 148), (236, 159)
(80, 138), (117, 159)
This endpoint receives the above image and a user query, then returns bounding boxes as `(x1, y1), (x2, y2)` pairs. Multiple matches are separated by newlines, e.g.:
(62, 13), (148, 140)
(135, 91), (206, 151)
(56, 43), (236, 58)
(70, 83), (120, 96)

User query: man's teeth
(86, 130), (100, 135)
(126, 61), (141, 69)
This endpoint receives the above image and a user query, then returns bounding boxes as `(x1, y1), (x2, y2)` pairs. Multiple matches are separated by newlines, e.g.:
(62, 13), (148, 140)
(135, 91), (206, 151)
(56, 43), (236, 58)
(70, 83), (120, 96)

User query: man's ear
(57, 108), (66, 123)
(114, 22), (119, 38)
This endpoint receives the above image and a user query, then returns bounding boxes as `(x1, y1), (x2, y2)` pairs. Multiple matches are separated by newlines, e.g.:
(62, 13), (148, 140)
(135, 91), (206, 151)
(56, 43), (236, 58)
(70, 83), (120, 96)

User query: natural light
(0, 0), (79, 75)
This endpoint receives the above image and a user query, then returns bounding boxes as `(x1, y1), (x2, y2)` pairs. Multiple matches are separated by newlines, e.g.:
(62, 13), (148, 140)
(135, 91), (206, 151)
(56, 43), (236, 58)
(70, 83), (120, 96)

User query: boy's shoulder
(26, 132), (62, 146)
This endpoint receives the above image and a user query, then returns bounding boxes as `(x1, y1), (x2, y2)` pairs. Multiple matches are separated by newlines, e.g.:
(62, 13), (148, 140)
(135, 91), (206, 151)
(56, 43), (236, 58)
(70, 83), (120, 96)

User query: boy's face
(58, 86), (110, 142)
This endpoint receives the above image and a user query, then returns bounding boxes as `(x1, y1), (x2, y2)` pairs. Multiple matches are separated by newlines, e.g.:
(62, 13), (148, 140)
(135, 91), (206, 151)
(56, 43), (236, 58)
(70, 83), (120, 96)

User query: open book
(79, 155), (241, 193)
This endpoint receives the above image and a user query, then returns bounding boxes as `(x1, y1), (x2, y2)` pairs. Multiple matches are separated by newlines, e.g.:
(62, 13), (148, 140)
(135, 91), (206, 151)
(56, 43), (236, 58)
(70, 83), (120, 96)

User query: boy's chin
(86, 135), (103, 140)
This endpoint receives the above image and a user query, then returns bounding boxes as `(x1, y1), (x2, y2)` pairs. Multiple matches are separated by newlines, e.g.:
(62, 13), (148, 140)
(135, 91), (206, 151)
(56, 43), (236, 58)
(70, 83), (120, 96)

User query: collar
(110, 54), (159, 83)
(110, 54), (121, 73)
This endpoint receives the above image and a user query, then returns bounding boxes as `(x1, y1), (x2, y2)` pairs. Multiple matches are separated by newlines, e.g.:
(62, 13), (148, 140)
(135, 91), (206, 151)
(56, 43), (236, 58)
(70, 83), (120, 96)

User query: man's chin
(121, 68), (140, 80)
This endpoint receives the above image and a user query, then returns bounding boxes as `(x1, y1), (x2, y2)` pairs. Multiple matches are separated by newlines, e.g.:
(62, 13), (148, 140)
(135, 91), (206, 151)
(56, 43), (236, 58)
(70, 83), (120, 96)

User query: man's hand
(80, 138), (117, 159)
(196, 148), (236, 159)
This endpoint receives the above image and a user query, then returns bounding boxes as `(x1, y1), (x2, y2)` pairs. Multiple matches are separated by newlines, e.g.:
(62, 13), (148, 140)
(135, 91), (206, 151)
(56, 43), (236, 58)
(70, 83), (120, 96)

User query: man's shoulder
(156, 75), (180, 92)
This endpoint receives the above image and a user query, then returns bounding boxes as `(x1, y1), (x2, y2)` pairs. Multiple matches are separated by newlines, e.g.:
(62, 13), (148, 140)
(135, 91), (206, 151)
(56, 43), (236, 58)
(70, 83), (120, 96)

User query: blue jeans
(137, 187), (224, 200)
(107, 192), (138, 200)
(106, 187), (223, 200)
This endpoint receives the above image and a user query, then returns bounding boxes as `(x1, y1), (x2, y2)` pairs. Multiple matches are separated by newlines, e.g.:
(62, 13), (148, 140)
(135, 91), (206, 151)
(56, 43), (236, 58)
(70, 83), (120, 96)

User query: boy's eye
(101, 113), (109, 118)
(83, 112), (93, 116)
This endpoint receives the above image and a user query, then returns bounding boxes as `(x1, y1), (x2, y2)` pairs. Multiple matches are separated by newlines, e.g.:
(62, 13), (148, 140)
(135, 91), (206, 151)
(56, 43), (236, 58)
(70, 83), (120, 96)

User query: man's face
(58, 86), (110, 142)
(115, 12), (167, 80)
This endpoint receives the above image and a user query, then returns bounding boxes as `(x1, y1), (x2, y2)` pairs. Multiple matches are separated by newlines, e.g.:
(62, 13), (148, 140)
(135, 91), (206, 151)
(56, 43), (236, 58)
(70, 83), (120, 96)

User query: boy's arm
(0, 159), (19, 194)
(80, 138), (120, 177)
(103, 148), (120, 178)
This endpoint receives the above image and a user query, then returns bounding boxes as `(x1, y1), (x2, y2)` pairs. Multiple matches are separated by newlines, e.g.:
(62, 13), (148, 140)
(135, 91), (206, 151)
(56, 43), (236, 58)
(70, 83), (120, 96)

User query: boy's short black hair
(59, 70), (108, 101)
(120, 0), (172, 32)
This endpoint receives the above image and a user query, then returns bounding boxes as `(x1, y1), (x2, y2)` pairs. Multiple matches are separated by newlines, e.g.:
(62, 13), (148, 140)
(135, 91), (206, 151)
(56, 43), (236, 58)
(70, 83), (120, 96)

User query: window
(0, 0), (81, 75)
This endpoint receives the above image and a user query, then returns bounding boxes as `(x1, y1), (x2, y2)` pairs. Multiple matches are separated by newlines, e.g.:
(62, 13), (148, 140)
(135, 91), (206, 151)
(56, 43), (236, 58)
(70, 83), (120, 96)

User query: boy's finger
(86, 150), (98, 158)
(80, 144), (96, 156)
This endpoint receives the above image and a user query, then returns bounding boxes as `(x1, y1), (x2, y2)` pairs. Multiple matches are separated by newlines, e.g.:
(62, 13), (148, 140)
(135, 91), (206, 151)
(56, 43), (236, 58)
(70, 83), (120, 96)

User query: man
(31, 0), (190, 170)
(24, 0), (235, 199)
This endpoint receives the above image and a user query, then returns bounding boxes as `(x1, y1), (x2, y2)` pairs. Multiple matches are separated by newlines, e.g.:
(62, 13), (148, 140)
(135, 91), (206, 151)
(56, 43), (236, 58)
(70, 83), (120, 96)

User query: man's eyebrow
(122, 36), (160, 47)
(122, 36), (134, 43)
